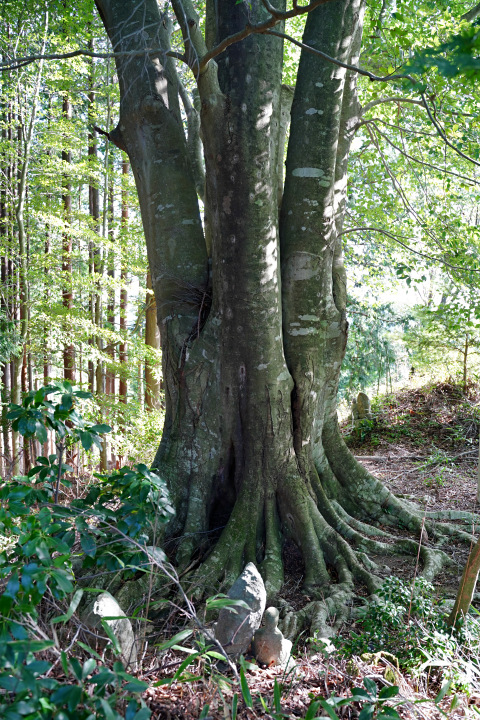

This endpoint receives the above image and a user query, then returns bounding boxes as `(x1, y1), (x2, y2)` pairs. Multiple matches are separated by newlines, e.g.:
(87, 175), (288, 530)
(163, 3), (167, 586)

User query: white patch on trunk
(284, 251), (319, 281)
(288, 327), (317, 336)
(305, 108), (324, 115)
(292, 167), (324, 178)
(299, 314), (318, 322)
(257, 364), (268, 370)
(256, 101), (273, 130)
(261, 230), (278, 285)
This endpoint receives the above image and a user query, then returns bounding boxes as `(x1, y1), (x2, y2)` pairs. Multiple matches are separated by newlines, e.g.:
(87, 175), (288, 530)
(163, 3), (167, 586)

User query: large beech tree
(95, 0), (469, 630)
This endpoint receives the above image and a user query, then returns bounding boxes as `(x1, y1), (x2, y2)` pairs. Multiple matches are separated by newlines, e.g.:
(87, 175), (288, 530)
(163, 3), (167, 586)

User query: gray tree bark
(95, 0), (463, 631)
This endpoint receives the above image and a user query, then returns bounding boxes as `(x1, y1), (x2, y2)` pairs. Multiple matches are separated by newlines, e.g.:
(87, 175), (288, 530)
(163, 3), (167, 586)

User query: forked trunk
(96, 0), (458, 630)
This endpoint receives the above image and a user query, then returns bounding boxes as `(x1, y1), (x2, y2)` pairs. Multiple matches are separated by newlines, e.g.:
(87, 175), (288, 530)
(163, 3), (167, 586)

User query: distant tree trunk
(88, 46), (98, 394)
(106, 161), (115, 398)
(62, 93), (75, 383)
(463, 332), (469, 389)
(44, 211), (51, 386)
(12, 39), (46, 474)
(0, 124), (11, 471)
(144, 270), (161, 410)
(119, 157), (129, 405)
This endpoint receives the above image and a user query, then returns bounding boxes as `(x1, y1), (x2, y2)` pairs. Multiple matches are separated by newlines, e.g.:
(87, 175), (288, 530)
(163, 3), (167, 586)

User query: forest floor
(139, 380), (480, 720)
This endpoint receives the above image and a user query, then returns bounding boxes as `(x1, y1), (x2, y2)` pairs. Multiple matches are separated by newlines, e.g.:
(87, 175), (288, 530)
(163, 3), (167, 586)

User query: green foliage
(341, 297), (409, 402)
(339, 576), (480, 692)
(405, 285), (480, 382)
(317, 678), (403, 720)
(0, 389), (174, 718)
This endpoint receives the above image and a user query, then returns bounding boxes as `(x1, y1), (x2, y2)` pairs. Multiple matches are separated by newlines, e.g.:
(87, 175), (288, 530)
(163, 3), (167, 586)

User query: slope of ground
(138, 381), (480, 719)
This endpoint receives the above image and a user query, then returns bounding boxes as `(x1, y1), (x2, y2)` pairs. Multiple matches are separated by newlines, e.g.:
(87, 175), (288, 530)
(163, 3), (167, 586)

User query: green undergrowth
(343, 379), (480, 452)
(335, 576), (480, 695)
(0, 383), (174, 719)
(1, 383), (479, 718)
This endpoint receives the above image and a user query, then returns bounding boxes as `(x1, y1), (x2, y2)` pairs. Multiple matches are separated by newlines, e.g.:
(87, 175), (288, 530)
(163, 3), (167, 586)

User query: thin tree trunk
(106, 162), (115, 398)
(144, 270), (161, 410)
(62, 93), (75, 383)
(88, 51), (99, 394)
(12, 24), (47, 472)
(119, 157), (129, 404)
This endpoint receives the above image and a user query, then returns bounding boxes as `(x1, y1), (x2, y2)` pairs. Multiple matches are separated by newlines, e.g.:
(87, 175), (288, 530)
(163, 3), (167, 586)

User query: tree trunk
(96, 0), (459, 630)
(62, 93), (75, 384)
(119, 157), (129, 404)
(88, 44), (98, 394)
(144, 270), (161, 410)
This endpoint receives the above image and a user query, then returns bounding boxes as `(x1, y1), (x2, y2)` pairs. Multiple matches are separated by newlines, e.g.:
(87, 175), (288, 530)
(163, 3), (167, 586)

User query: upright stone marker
(214, 562), (266, 658)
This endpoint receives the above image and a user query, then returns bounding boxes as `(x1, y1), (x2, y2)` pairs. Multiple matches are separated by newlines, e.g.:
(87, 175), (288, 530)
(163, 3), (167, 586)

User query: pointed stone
(214, 562), (266, 658)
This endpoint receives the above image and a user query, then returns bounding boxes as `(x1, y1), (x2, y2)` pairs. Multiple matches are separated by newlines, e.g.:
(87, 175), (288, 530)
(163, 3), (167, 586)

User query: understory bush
(0, 383), (174, 719)
(340, 576), (480, 692)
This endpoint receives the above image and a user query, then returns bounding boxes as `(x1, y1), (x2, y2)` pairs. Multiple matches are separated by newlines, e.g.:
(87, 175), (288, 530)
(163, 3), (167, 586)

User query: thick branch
(462, 2), (480, 21)
(198, 0), (334, 72)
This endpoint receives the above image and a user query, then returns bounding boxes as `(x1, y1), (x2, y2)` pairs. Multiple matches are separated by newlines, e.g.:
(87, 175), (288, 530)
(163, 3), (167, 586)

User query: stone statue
(351, 391), (372, 427)
(252, 607), (293, 668)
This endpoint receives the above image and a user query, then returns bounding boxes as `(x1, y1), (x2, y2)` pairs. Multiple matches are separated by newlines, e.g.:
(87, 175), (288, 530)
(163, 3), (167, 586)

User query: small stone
(253, 607), (293, 669)
(214, 562), (266, 658)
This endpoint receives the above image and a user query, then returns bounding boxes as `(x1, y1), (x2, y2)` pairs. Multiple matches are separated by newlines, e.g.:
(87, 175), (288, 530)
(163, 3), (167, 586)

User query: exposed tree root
(108, 416), (478, 642)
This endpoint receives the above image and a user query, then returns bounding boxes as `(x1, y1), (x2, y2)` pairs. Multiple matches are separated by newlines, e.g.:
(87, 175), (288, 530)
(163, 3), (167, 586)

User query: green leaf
(199, 705), (210, 719)
(73, 390), (93, 399)
(82, 658), (97, 679)
(231, 693), (238, 720)
(274, 678), (281, 713)
(450, 695), (460, 711)
(124, 679), (149, 693)
(435, 681), (452, 703)
(173, 652), (201, 681)
(35, 421), (48, 444)
(81, 533), (97, 558)
(319, 699), (342, 720)
(100, 619), (121, 655)
(304, 699), (321, 720)
(205, 650), (226, 661)
(155, 629), (193, 651)
(132, 709), (151, 720)
(89, 424), (112, 434)
(240, 668), (253, 708)
(359, 705), (375, 720)
(79, 431), (93, 451)
(205, 595), (250, 613)
(76, 642), (104, 661)
(51, 589), (84, 624)
(351, 688), (371, 701)
(363, 677), (377, 699)
(377, 709), (402, 720)
(378, 686), (400, 699)
(50, 569), (74, 594)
